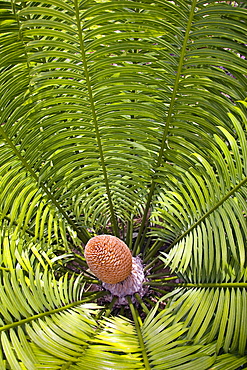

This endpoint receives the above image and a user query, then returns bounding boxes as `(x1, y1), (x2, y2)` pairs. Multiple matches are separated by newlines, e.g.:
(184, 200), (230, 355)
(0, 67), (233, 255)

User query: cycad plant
(1, 0), (247, 368)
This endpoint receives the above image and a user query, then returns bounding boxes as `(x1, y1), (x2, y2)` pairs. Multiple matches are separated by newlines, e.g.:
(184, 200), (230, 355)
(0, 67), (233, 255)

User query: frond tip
(84, 235), (133, 284)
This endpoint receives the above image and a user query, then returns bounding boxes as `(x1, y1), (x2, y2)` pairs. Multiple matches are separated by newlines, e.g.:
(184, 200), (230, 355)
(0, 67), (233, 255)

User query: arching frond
(149, 104), (247, 363)
(71, 304), (247, 370)
(154, 286), (247, 357)
(1, 0), (246, 238)
(74, 312), (215, 370)
(153, 105), (247, 283)
(1, 0), (247, 368)
(0, 237), (104, 369)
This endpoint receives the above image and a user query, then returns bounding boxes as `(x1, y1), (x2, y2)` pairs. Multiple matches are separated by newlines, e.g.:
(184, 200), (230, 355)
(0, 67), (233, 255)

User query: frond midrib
(73, 0), (119, 236)
(0, 126), (90, 243)
(133, 0), (198, 252)
(0, 292), (106, 334)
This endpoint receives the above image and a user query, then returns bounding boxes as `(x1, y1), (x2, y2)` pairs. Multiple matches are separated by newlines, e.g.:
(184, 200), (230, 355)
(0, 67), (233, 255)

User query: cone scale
(84, 235), (133, 284)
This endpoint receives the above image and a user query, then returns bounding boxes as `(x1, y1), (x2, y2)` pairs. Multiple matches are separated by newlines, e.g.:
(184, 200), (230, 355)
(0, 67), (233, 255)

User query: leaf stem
(127, 297), (151, 370)
(144, 256), (159, 271)
(134, 293), (150, 315)
(147, 273), (177, 279)
(144, 282), (247, 288)
(143, 240), (164, 263)
(103, 296), (118, 318)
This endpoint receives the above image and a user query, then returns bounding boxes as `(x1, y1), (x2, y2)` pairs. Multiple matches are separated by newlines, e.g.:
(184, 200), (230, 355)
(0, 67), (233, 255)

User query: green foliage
(0, 0), (247, 368)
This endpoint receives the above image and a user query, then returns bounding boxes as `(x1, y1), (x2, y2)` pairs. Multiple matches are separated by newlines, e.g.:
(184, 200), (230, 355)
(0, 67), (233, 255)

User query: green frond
(157, 286), (247, 356)
(77, 315), (144, 370)
(0, 236), (104, 369)
(154, 105), (247, 283)
(2, 0), (246, 236)
(76, 311), (216, 370)
(1, 0), (247, 368)
(0, 305), (100, 370)
(213, 353), (247, 370)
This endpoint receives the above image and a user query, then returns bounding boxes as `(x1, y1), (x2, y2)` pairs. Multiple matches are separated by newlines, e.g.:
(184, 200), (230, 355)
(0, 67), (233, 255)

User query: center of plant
(84, 235), (147, 304)
(84, 235), (133, 284)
